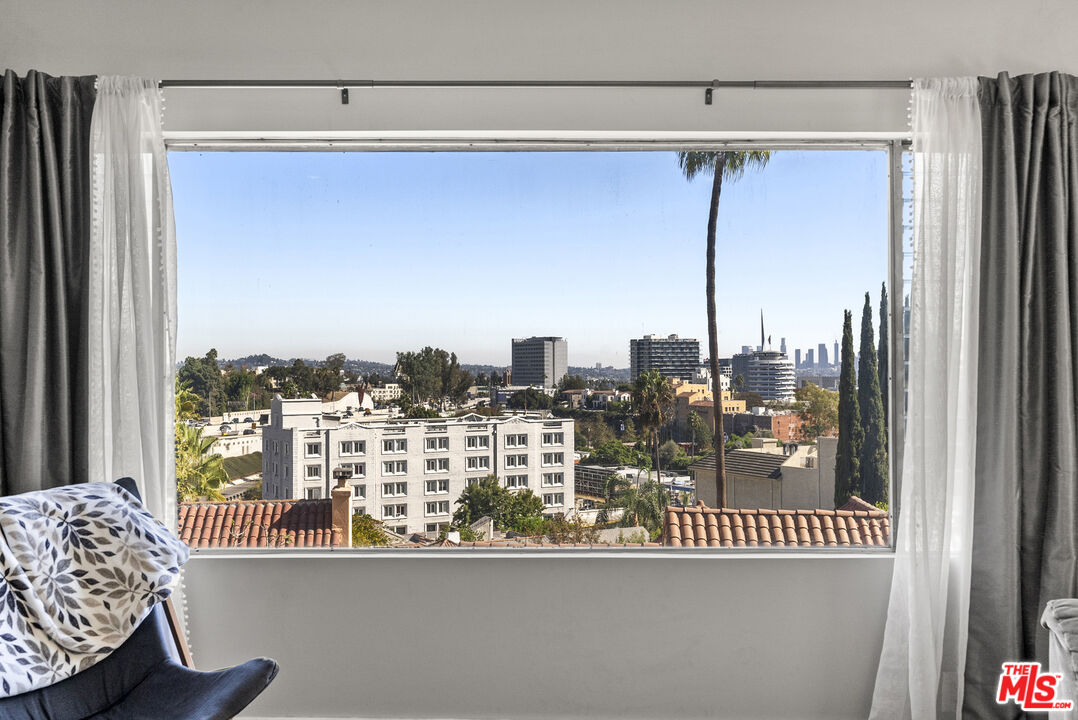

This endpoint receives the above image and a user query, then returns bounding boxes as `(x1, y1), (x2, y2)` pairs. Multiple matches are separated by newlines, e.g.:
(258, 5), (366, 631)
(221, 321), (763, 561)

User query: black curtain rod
(158, 79), (913, 89)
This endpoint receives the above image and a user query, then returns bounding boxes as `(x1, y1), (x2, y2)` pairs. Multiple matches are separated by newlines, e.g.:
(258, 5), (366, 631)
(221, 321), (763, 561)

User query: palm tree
(677, 150), (771, 508)
(176, 423), (228, 501)
(598, 476), (668, 537)
(632, 369), (674, 479)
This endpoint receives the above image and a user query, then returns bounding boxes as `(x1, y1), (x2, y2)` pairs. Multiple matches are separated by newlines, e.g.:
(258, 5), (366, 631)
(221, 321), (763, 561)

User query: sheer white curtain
(870, 78), (982, 720)
(87, 76), (177, 526)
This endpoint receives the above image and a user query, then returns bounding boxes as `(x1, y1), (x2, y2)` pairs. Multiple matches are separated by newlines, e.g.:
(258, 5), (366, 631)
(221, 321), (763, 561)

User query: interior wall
(184, 553), (894, 720)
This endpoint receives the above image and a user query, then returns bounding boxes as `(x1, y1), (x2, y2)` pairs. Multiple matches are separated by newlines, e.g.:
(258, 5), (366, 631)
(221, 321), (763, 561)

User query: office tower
(795, 349), (802, 368)
(630, 334), (700, 381)
(806, 348), (815, 367)
(745, 350), (797, 402)
(818, 343), (828, 367)
(511, 337), (568, 388)
(834, 341), (839, 366)
(741, 345), (752, 355)
(780, 337), (787, 354)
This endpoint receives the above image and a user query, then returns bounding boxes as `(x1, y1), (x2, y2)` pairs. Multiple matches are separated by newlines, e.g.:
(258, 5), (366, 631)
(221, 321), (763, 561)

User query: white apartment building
(261, 395), (575, 535)
(368, 383), (402, 403)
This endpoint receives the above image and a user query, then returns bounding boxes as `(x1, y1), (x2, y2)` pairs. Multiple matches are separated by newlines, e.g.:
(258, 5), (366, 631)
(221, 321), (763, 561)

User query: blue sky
(169, 150), (889, 368)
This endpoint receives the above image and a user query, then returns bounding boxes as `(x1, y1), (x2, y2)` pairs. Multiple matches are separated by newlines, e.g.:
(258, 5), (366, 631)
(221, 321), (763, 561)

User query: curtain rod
(157, 79), (913, 105)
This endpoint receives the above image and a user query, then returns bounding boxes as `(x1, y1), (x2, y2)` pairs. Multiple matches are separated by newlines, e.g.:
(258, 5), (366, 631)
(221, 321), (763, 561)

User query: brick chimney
(331, 473), (353, 548)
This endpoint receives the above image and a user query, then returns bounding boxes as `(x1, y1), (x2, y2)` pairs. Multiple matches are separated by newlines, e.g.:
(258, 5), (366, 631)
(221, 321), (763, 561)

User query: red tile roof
(663, 503), (890, 548)
(178, 499), (343, 548)
(837, 496), (880, 513)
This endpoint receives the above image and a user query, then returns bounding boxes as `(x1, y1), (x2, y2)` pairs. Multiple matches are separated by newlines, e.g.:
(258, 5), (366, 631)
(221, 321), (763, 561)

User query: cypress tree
(878, 282), (889, 451)
(858, 293), (888, 505)
(835, 310), (863, 507)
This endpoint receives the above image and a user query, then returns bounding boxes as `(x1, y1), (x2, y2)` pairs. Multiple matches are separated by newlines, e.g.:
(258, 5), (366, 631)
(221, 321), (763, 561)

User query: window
(382, 438), (407, 454)
(425, 522), (449, 533)
(172, 146), (899, 552)
(465, 456), (490, 471)
(353, 484), (366, 499)
(306, 488), (323, 500)
(504, 433), (528, 448)
(425, 501), (450, 516)
(465, 435), (489, 450)
(353, 506), (366, 516)
(343, 462), (366, 478)
(382, 460), (407, 476)
(542, 472), (564, 487)
(382, 504), (407, 520)
(382, 481), (407, 497)
(425, 478), (449, 494)
(340, 440), (366, 455)
(466, 477), (483, 488)
(424, 437), (449, 452)
(424, 458), (449, 473)
(542, 493), (564, 508)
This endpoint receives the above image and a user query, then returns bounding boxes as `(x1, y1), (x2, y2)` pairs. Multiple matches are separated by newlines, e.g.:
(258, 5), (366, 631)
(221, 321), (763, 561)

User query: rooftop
(178, 499), (343, 548)
(663, 502), (890, 548)
(689, 449), (789, 478)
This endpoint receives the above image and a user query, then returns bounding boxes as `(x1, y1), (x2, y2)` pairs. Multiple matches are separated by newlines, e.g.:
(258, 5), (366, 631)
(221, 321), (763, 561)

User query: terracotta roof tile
(178, 499), (342, 548)
(662, 504), (890, 549)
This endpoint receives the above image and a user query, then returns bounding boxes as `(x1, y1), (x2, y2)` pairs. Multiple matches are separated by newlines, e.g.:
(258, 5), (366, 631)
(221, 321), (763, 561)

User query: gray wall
(184, 552), (893, 719)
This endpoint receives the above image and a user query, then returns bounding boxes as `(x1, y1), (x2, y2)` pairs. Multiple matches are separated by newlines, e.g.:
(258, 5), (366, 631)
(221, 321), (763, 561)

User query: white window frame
(382, 503), (408, 520)
(465, 435), (489, 450)
(505, 453), (528, 469)
(424, 457), (450, 473)
(424, 436), (449, 452)
(542, 432), (564, 446)
(381, 481), (408, 497)
(541, 452), (564, 466)
(382, 438), (407, 454)
(542, 492), (564, 508)
(382, 460), (407, 476)
(505, 474), (529, 489)
(542, 472), (564, 487)
(465, 456), (490, 471)
(353, 483), (366, 499)
(305, 464), (321, 479)
(425, 478), (450, 494)
(424, 500), (450, 516)
(340, 440), (366, 456)
(305, 442), (322, 458)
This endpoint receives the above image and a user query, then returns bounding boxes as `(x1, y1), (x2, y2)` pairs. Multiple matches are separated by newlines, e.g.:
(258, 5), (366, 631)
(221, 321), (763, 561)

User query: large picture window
(171, 145), (905, 550)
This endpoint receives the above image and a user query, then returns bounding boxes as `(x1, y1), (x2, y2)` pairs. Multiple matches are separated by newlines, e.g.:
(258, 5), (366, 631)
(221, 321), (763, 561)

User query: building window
(542, 432), (564, 446)
(466, 477), (483, 487)
(425, 478), (449, 494)
(305, 464), (321, 479)
(392, 525), (408, 535)
(353, 506), (366, 516)
(425, 501), (450, 516)
(382, 460), (407, 476)
(465, 456), (490, 471)
(465, 435), (489, 450)
(344, 462), (366, 478)
(542, 472), (565, 487)
(542, 452), (564, 466)
(305, 442), (321, 458)
(353, 484), (366, 499)
(505, 454), (528, 468)
(424, 458), (450, 473)
(381, 482), (407, 497)
(382, 504), (407, 519)
(504, 433), (528, 448)
(505, 474), (529, 489)
(382, 438), (407, 454)
(306, 488), (323, 500)
(424, 437), (449, 452)
(542, 493), (564, 508)
(426, 522), (449, 533)
(340, 440), (366, 455)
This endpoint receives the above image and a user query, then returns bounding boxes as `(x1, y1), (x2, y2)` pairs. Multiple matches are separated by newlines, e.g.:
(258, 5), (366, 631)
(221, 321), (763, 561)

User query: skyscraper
(795, 348), (802, 368)
(834, 341), (839, 366)
(630, 334), (700, 381)
(818, 343), (829, 367)
(511, 337), (568, 388)
(780, 337), (787, 354)
(806, 348), (815, 367)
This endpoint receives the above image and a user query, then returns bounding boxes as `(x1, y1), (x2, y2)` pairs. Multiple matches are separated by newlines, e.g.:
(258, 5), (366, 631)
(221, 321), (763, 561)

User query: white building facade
(262, 396), (575, 535)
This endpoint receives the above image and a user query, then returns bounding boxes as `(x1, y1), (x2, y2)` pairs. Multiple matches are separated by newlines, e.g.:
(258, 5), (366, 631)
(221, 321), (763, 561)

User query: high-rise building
(818, 343), (829, 367)
(806, 348), (815, 367)
(629, 334), (700, 381)
(795, 349), (802, 368)
(780, 337), (787, 354)
(511, 337), (568, 388)
(745, 351), (797, 402)
(834, 341), (839, 365)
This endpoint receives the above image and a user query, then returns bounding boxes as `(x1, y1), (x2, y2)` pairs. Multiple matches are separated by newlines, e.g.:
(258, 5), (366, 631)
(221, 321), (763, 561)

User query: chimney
(331, 467), (353, 548)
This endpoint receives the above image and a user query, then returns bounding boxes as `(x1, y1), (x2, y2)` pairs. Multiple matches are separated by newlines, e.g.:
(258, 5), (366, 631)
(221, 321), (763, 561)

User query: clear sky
(169, 149), (889, 368)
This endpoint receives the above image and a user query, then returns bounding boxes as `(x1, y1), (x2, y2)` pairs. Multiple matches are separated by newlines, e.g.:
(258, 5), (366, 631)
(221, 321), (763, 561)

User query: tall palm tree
(677, 151), (771, 508)
(176, 424), (228, 501)
(632, 369), (674, 479)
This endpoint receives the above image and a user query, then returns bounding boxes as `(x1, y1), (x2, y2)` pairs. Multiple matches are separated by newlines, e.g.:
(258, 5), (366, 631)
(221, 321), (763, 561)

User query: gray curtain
(0, 70), (96, 495)
(966, 72), (1078, 718)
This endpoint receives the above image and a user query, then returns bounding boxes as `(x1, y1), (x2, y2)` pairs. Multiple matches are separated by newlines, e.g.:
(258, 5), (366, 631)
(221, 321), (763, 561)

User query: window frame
(168, 135), (907, 555)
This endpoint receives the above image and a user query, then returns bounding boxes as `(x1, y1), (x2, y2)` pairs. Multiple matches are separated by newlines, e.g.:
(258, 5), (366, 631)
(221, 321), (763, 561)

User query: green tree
(858, 292), (888, 505)
(177, 349), (224, 415)
(795, 382), (839, 441)
(351, 513), (390, 547)
(577, 416), (616, 449)
(224, 367), (257, 411)
(600, 475), (668, 538)
(658, 439), (681, 469)
(687, 410), (712, 451)
(736, 391), (765, 409)
(396, 347), (474, 405)
(175, 424), (228, 501)
(507, 387), (553, 410)
(558, 374), (587, 391)
(878, 282), (889, 450)
(835, 310), (863, 507)
(451, 475), (545, 531)
(632, 369), (674, 477)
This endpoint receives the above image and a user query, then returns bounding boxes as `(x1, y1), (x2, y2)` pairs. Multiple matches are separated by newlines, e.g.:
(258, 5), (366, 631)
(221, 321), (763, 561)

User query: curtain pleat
(0, 70), (96, 495)
(965, 71), (1078, 719)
